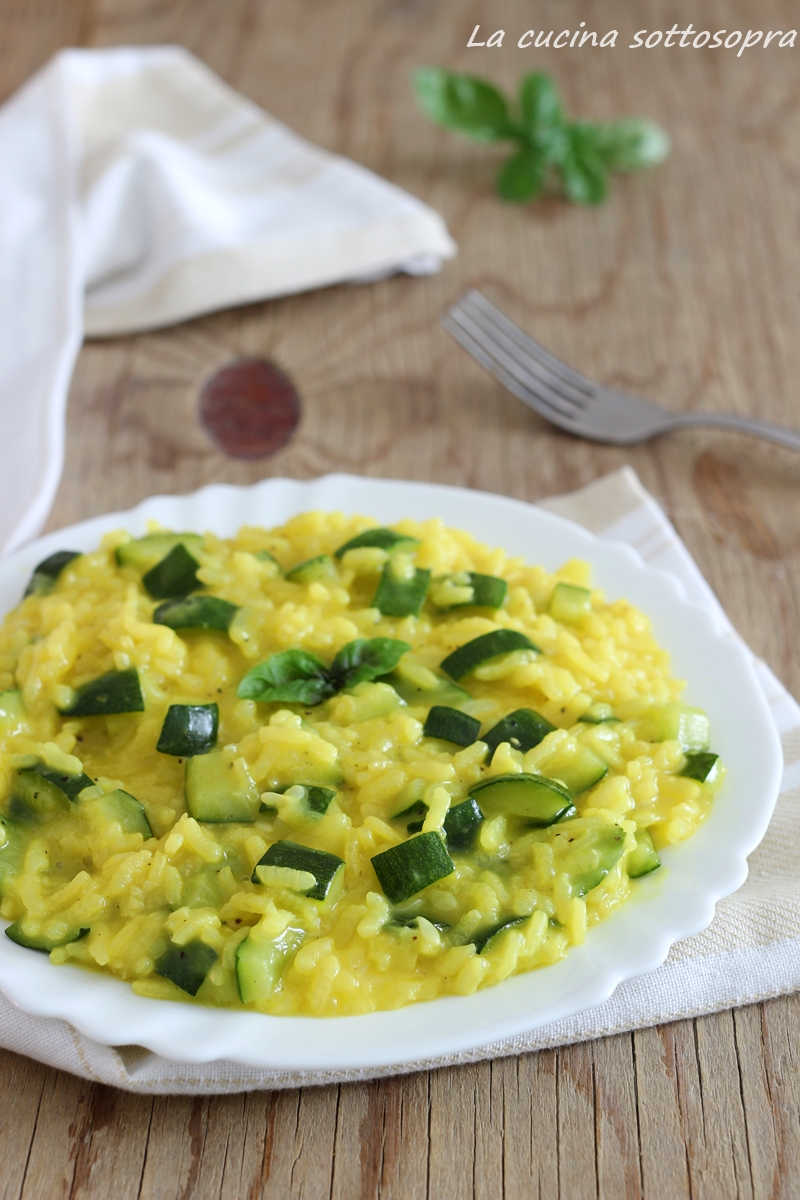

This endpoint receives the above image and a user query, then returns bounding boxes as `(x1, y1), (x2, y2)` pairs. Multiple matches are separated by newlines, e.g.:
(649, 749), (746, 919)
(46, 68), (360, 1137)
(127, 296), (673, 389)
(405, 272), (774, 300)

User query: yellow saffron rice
(0, 512), (723, 1016)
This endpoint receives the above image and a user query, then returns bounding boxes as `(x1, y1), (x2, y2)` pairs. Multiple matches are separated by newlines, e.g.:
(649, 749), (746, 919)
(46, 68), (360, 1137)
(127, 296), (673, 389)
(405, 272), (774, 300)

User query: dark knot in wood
(199, 359), (301, 459)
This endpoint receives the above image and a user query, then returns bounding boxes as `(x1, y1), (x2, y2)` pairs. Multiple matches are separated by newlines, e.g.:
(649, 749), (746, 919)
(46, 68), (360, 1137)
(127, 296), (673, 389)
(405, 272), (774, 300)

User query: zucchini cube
(440, 629), (540, 681)
(482, 708), (555, 762)
(156, 939), (218, 996)
(142, 543), (201, 600)
(423, 705), (481, 747)
(58, 668), (144, 717)
(443, 798), (484, 851)
(253, 841), (345, 902)
(157, 703), (218, 757)
(371, 831), (455, 904)
(680, 751), (720, 783)
(334, 528), (419, 559)
(153, 595), (239, 633)
(24, 550), (80, 598)
(372, 564), (431, 617)
(549, 582), (592, 624)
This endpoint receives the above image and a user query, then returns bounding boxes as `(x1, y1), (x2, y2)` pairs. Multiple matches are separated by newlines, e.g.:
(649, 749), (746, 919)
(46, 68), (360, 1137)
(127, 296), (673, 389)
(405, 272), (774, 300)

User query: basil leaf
(593, 117), (670, 172)
(413, 68), (515, 142)
(236, 650), (334, 705)
(518, 73), (563, 138)
(496, 147), (546, 203)
(559, 124), (608, 205)
(412, 66), (668, 209)
(331, 638), (411, 690)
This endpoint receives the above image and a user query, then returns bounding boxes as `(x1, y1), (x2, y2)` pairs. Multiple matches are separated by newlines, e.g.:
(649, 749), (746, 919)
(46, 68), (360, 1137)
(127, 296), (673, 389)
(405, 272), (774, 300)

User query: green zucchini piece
(334, 528), (420, 559)
(182, 867), (224, 909)
(482, 708), (556, 762)
(549, 582), (592, 624)
(142, 543), (201, 600)
(471, 773), (574, 825)
(473, 916), (527, 954)
(260, 785), (337, 819)
(156, 939), (218, 996)
(21, 757), (94, 802)
(115, 533), (202, 572)
(468, 574), (507, 608)
(304, 785), (335, 817)
(372, 563), (431, 617)
(440, 629), (540, 681)
(0, 690), (26, 730)
(185, 750), (260, 823)
(680, 751), (720, 784)
(578, 703), (619, 725)
(255, 549), (280, 567)
(423, 706), (481, 746)
(24, 550), (81, 598)
(443, 798), (484, 851)
(546, 744), (608, 794)
(392, 798), (427, 835)
(298, 785), (336, 817)
(10, 755), (97, 825)
(58, 668), (144, 717)
(236, 925), (304, 1004)
(252, 841), (345, 902)
(380, 664), (471, 711)
(627, 829), (661, 878)
(86, 788), (152, 838)
(430, 572), (508, 611)
(285, 555), (338, 584)
(640, 702), (710, 752)
(157, 703), (218, 757)
(393, 798), (427, 822)
(0, 816), (25, 892)
(5, 922), (89, 952)
(153, 595), (239, 633)
(371, 831), (455, 904)
(10, 769), (71, 822)
(565, 825), (627, 896)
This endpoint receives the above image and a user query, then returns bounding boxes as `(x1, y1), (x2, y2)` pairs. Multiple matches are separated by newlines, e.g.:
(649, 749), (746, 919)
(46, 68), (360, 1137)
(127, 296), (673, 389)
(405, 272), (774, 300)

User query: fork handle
(665, 411), (800, 453)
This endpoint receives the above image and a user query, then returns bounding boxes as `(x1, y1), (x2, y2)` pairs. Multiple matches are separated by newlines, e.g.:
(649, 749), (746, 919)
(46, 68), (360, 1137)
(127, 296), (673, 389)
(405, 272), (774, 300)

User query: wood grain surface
(2, 0), (800, 1195)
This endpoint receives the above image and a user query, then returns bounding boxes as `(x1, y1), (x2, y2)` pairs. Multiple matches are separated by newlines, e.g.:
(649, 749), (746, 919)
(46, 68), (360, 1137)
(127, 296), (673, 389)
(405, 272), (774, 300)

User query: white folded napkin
(0, 467), (795, 1094)
(0, 46), (455, 555)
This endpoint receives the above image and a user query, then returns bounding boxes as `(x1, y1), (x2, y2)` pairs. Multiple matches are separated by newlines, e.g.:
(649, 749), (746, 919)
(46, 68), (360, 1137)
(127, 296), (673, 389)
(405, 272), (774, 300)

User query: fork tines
(442, 290), (593, 423)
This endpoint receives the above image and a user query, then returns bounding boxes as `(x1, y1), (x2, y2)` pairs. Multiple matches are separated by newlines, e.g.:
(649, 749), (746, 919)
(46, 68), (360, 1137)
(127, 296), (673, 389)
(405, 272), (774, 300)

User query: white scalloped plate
(0, 476), (783, 1070)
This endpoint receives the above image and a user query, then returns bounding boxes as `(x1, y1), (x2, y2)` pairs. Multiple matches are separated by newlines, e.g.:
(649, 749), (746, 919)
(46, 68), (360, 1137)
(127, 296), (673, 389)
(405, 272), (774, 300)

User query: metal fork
(443, 290), (800, 452)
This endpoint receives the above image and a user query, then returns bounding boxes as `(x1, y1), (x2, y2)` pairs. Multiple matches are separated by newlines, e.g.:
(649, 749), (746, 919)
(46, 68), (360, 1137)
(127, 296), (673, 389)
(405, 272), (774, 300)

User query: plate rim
(0, 474), (783, 1069)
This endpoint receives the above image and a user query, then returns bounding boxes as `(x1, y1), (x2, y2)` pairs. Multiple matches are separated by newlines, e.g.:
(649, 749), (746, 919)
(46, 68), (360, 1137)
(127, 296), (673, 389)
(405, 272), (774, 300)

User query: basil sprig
(237, 638), (411, 706)
(413, 69), (669, 206)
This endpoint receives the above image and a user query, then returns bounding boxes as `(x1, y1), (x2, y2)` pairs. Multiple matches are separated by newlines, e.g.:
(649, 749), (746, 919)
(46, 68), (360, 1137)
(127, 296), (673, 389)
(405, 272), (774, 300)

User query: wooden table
(3, 0), (800, 1195)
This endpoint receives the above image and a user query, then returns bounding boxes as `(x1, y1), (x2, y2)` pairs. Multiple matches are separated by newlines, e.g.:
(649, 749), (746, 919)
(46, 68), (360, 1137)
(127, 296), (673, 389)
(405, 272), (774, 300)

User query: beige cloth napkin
(0, 467), (796, 1093)
(0, 45), (455, 554)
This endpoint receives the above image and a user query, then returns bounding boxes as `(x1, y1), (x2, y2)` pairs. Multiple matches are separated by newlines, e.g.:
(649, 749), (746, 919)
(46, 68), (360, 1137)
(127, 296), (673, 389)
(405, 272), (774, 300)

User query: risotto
(0, 513), (723, 1016)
